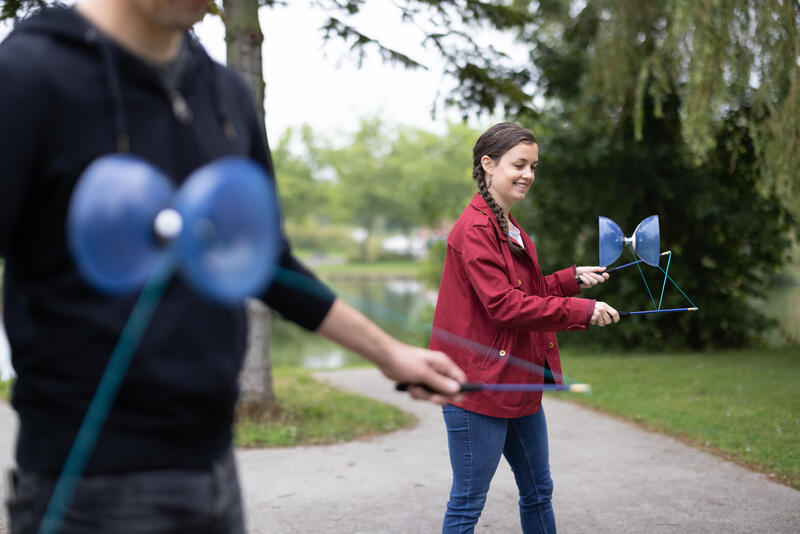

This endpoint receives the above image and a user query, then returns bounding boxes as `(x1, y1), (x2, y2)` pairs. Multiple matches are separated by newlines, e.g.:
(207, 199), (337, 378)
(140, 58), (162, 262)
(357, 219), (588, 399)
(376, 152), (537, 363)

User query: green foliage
(0, 0), (46, 21)
(319, 1), (537, 118)
(235, 369), (415, 447)
(273, 119), (478, 261)
(0, 378), (12, 402)
(506, 1), (797, 350)
(519, 98), (793, 350)
(526, 0), (800, 217)
(559, 347), (800, 489)
(417, 239), (447, 290)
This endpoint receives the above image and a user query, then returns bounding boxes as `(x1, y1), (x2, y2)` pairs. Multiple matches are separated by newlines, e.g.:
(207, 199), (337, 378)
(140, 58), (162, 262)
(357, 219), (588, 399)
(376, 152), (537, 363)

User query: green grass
(0, 379), (11, 402)
(555, 347), (800, 488)
(235, 368), (416, 447)
(313, 260), (421, 278)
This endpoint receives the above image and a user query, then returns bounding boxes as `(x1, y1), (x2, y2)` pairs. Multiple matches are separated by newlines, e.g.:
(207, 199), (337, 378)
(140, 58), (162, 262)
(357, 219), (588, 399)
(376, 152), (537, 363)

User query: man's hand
(379, 342), (465, 405)
(316, 299), (466, 405)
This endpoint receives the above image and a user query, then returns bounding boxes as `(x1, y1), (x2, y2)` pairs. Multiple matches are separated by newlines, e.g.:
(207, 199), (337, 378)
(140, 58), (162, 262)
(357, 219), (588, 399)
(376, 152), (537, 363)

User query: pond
(269, 277), (435, 369)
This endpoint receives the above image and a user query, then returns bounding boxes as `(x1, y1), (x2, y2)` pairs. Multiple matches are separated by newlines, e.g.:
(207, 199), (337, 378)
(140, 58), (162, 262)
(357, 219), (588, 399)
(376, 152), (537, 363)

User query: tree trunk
(223, 0), (265, 130)
(240, 299), (274, 406)
(222, 0), (274, 406)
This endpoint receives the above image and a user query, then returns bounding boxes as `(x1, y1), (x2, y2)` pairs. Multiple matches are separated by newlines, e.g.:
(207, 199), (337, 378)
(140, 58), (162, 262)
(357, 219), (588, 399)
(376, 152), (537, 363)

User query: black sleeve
(261, 246), (336, 330)
(241, 80), (336, 330)
(0, 35), (44, 257)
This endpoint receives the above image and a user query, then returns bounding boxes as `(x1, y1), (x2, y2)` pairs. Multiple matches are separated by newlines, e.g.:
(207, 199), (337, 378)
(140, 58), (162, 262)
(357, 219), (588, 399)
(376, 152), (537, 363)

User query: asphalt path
(1, 368), (798, 533)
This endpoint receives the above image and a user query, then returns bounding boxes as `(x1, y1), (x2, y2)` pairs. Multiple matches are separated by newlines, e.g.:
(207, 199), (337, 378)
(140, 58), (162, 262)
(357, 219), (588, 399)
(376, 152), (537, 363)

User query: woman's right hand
(591, 301), (620, 326)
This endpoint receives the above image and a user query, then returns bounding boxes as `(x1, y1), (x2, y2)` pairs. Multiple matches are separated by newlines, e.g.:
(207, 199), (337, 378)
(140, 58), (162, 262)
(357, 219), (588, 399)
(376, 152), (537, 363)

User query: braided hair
(472, 122), (537, 257)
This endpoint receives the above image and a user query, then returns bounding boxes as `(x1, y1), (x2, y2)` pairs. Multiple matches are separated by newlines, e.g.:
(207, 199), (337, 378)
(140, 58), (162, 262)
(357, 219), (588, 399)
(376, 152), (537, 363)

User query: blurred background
(1, 0), (798, 371)
(1, 0), (798, 486)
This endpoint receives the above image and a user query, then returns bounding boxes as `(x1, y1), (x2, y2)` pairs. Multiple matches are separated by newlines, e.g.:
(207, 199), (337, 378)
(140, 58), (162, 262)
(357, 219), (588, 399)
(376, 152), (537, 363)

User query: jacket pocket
(479, 327), (509, 369)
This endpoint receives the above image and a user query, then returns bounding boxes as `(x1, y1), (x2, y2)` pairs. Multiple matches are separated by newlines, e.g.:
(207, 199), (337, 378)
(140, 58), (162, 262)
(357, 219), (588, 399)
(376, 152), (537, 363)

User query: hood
(10, 5), (236, 151)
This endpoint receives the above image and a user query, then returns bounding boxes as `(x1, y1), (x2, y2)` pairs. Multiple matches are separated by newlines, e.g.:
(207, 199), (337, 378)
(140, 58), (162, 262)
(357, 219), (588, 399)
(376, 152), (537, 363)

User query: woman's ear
(481, 155), (495, 174)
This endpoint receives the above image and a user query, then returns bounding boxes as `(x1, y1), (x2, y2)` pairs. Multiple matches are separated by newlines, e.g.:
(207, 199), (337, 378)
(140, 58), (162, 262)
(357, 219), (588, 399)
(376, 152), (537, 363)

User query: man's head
(76, 0), (211, 61)
(126, 0), (211, 31)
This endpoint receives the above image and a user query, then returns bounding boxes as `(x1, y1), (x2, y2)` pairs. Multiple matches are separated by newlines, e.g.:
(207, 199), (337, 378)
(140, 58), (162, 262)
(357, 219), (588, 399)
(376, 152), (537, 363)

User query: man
(0, 1), (465, 532)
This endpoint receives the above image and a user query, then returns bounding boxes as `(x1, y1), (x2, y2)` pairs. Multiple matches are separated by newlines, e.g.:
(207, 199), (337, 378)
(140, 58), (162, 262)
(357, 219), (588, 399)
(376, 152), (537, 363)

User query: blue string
(656, 266), (698, 309)
(614, 249), (697, 311)
(38, 253), (176, 534)
(632, 245), (657, 310)
(657, 251), (672, 310)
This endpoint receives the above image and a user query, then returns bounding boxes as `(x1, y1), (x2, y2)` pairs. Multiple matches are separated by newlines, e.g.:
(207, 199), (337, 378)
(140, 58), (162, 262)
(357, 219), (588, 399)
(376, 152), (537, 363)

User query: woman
(431, 122), (619, 533)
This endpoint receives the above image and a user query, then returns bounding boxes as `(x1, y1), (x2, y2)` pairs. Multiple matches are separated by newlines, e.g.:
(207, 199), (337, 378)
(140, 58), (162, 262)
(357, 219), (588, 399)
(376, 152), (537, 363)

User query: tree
(525, 0), (800, 218)
(222, 0), (276, 408)
(510, 1), (796, 349)
(285, 118), (478, 260)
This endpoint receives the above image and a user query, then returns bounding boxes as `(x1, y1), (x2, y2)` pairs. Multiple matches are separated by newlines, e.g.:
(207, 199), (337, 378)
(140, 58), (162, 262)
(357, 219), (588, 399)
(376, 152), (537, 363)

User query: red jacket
(430, 194), (595, 418)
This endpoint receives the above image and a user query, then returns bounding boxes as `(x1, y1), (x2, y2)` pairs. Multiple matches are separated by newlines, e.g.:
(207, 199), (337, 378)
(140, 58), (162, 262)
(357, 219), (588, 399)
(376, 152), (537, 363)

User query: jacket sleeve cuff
(566, 298), (595, 330)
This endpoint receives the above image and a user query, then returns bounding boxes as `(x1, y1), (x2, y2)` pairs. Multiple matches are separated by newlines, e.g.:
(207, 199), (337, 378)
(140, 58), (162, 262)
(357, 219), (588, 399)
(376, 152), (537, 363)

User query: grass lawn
(556, 347), (800, 489)
(235, 368), (415, 448)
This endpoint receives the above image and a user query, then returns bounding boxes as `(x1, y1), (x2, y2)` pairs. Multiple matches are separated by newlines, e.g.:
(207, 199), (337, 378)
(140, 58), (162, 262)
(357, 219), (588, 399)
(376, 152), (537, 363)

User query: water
(0, 319), (13, 380)
(270, 277), (434, 369)
(0, 278), (433, 379)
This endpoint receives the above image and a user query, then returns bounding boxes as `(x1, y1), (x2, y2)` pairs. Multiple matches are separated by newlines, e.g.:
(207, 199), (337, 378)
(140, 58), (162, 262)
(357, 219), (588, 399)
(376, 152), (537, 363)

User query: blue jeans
(6, 449), (245, 534)
(442, 404), (556, 534)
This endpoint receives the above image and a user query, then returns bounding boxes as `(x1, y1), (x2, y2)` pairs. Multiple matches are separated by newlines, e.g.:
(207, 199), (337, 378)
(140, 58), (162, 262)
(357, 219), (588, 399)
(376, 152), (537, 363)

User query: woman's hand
(590, 301), (620, 326)
(576, 266), (610, 288)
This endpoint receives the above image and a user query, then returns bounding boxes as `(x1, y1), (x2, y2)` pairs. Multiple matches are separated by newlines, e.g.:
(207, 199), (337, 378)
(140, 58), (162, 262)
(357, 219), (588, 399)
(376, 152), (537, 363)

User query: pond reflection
(270, 278), (435, 369)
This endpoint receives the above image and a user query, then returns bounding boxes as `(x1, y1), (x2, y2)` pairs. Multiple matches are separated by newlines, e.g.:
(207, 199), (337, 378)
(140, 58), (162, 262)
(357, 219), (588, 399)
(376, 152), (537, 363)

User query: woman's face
(483, 142), (539, 213)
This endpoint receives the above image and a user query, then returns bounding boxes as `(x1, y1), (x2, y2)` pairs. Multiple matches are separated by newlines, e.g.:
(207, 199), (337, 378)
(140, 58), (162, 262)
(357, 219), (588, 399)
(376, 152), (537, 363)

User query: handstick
(618, 307), (698, 317)
(396, 382), (591, 394)
(576, 251), (671, 284)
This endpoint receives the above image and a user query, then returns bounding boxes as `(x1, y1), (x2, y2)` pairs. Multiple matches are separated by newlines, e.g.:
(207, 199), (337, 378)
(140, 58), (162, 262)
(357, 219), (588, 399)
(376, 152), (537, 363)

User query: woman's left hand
(576, 266), (610, 288)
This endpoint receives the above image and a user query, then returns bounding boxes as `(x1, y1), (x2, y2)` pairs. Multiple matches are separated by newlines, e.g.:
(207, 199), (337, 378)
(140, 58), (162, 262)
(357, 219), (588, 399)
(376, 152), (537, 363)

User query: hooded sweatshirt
(0, 6), (335, 474)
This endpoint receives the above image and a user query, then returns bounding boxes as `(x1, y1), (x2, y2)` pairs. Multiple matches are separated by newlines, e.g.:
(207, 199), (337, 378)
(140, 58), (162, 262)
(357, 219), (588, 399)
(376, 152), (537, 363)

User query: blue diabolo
(598, 215), (660, 267)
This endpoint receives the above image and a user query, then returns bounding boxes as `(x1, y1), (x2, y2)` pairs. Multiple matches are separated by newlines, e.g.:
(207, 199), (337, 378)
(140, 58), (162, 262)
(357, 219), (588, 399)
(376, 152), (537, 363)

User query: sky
(195, 2), (479, 140)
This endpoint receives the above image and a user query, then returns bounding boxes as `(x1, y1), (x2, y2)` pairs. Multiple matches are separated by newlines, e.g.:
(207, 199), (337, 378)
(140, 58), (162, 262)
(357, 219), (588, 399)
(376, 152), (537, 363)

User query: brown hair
(472, 122), (537, 257)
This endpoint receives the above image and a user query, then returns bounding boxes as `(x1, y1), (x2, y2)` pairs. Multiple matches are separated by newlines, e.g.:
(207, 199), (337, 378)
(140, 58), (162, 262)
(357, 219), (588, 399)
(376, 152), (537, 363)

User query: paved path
(2, 369), (799, 533)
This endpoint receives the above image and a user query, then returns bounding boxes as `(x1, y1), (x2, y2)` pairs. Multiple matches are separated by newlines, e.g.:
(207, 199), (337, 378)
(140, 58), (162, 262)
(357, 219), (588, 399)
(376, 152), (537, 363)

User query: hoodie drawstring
(86, 28), (238, 152)
(87, 28), (131, 153)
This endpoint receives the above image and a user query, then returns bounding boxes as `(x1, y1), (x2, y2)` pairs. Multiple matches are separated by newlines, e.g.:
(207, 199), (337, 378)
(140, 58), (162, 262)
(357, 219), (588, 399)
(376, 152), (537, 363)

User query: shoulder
(0, 27), (51, 80)
(448, 203), (498, 251)
(0, 32), (58, 119)
(0, 7), (92, 99)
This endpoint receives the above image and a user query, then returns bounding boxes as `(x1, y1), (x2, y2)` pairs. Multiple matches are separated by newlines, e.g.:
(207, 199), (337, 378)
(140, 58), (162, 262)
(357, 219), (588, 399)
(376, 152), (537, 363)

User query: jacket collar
(468, 193), (536, 263)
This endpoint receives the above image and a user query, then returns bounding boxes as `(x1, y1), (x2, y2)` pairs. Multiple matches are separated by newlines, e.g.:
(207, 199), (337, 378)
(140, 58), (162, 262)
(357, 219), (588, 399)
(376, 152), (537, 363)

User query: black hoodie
(0, 6), (335, 474)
